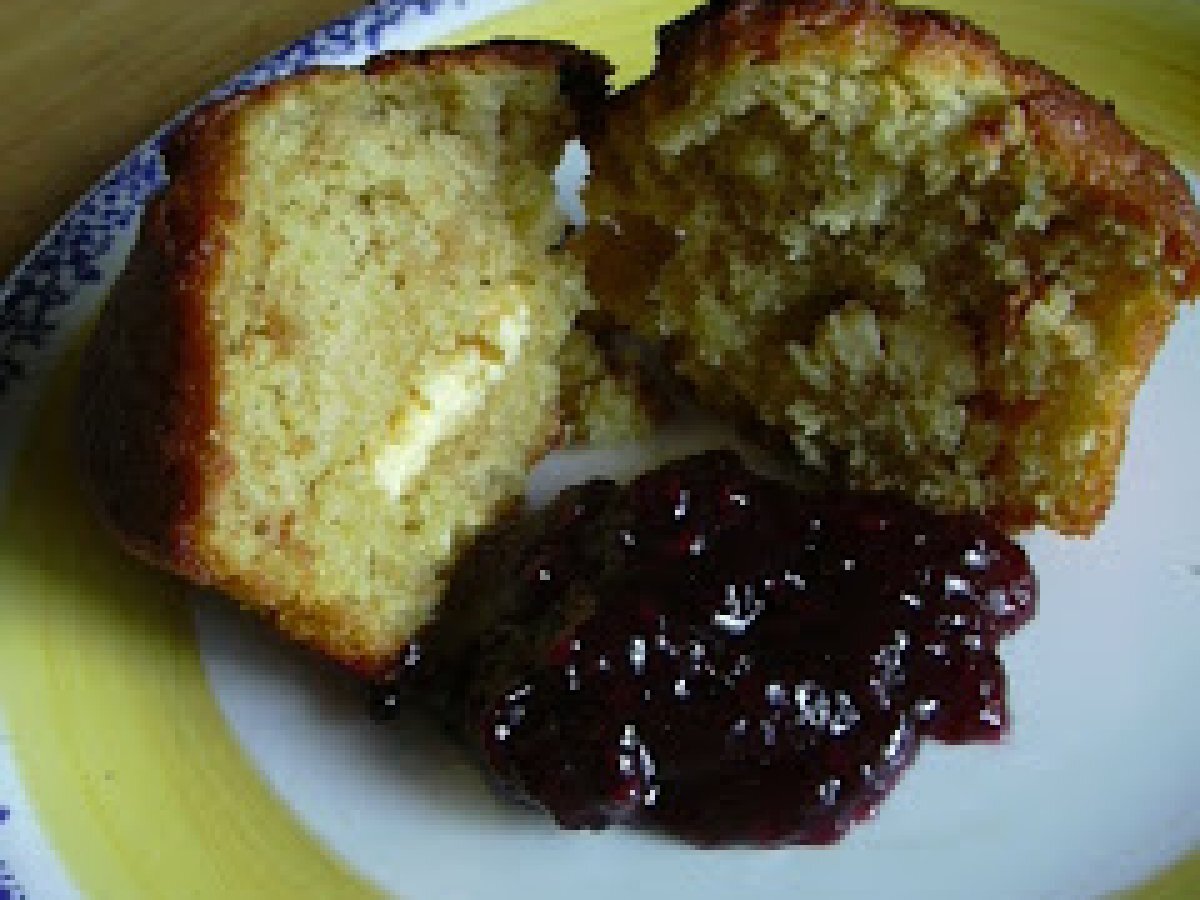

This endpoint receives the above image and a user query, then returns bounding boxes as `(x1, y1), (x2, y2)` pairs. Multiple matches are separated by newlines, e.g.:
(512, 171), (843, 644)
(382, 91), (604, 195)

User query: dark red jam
(374, 451), (1035, 847)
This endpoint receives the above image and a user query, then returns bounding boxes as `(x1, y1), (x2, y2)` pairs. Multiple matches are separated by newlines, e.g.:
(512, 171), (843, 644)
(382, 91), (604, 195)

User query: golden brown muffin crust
(77, 100), (241, 585)
(369, 39), (612, 107)
(168, 40), (612, 158)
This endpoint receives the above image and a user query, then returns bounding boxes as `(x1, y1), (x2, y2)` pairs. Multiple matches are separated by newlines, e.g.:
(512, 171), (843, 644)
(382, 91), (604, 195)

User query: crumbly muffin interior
(587, 52), (1188, 533)
(557, 328), (656, 444)
(198, 64), (589, 658)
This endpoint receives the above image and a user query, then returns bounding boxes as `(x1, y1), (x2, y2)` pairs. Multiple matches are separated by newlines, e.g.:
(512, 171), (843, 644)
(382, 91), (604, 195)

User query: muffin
(77, 43), (611, 674)
(556, 324), (660, 444)
(583, 0), (1200, 534)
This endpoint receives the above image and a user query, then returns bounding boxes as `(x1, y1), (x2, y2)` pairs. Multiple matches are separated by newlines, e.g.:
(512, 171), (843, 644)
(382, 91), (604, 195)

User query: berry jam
(376, 451), (1035, 847)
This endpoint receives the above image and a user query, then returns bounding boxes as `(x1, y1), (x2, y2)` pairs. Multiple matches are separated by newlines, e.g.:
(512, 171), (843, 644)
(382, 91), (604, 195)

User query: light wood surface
(0, 0), (362, 277)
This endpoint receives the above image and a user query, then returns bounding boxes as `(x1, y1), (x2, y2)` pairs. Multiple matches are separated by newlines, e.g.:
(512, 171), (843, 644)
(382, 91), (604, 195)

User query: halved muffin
(584, 0), (1200, 534)
(77, 43), (610, 674)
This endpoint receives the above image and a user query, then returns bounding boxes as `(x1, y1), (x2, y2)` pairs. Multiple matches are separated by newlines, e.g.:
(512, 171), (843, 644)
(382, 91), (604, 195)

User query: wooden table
(0, 0), (363, 277)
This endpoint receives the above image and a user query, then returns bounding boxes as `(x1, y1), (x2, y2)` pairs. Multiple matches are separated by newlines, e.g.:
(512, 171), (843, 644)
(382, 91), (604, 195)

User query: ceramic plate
(1, 1), (1198, 898)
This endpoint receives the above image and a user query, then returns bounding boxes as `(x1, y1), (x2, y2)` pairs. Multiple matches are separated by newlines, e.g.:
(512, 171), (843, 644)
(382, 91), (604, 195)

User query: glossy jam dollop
(377, 451), (1035, 847)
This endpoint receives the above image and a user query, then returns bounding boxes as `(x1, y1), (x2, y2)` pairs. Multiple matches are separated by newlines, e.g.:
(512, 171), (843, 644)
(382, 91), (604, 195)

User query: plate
(2, 1), (1199, 898)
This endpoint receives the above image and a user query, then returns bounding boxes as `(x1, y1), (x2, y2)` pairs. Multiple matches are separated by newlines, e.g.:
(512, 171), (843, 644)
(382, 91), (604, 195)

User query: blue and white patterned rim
(0, 0), (464, 397)
(0, 3), (535, 895)
(0, 805), (27, 900)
